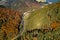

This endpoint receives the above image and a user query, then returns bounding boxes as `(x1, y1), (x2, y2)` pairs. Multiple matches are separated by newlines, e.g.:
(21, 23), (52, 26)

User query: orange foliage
(50, 22), (60, 30)
(0, 8), (22, 39)
(32, 37), (37, 40)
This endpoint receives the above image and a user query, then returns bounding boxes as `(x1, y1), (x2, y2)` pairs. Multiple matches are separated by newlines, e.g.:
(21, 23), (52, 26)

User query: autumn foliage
(0, 8), (22, 39)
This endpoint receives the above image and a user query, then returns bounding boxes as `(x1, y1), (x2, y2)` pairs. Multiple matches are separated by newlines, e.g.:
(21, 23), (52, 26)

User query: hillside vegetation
(21, 2), (60, 40)
(0, 8), (22, 40)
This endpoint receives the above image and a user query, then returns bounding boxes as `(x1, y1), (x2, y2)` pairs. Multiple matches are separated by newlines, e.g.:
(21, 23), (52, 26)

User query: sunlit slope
(24, 2), (60, 31)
